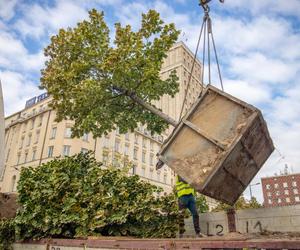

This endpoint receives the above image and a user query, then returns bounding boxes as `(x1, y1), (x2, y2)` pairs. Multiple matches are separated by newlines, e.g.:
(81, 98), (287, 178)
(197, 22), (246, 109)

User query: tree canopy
(14, 153), (181, 239)
(212, 196), (262, 212)
(41, 9), (180, 138)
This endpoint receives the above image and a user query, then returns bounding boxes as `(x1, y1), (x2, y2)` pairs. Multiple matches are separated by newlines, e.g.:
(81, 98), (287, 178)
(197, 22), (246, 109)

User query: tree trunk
(112, 86), (178, 127)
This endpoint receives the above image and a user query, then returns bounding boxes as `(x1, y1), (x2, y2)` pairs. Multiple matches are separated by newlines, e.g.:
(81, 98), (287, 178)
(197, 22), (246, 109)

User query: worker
(176, 175), (204, 238)
(156, 160), (204, 237)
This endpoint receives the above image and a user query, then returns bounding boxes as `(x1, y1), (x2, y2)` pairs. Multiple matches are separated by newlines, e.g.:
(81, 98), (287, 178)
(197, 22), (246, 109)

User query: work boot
(196, 232), (206, 238)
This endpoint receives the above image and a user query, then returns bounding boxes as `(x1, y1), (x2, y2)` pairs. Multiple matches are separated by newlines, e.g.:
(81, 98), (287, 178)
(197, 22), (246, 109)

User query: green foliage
(212, 196), (262, 212)
(195, 193), (209, 213)
(41, 9), (180, 138)
(15, 153), (180, 240)
(0, 219), (15, 250)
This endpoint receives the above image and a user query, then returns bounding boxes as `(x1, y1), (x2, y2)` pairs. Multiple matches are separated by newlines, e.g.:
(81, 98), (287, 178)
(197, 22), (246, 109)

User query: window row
(22, 114), (43, 132)
(268, 196), (300, 204)
(265, 181), (297, 190)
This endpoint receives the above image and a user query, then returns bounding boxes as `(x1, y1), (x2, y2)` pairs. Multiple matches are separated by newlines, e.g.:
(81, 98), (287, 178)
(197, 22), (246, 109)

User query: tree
(195, 193), (209, 213)
(212, 195), (262, 212)
(14, 153), (181, 239)
(40, 9), (180, 138)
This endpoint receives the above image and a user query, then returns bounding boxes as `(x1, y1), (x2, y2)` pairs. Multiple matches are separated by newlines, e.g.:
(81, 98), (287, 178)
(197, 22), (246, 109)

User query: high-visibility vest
(175, 176), (195, 198)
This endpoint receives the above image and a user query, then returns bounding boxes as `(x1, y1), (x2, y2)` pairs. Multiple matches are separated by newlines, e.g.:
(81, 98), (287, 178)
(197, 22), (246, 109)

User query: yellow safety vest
(175, 176), (195, 198)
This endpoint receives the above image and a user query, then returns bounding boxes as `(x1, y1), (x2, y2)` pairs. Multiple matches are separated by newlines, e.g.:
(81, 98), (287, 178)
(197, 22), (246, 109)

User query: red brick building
(261, 173), (300, 207)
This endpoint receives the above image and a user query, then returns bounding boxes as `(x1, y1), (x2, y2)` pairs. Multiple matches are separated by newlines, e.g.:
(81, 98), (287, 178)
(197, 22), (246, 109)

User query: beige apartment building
(0, 42), (217, 208)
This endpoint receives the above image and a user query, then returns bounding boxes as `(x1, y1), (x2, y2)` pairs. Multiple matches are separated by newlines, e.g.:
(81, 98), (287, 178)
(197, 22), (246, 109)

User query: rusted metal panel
(159, 85), (274, 205)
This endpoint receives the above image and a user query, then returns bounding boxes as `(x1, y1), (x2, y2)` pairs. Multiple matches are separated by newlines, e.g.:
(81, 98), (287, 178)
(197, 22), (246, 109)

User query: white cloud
(0, 70), (42, 116)
(0, 0), (18, 21)
(14, 1), (89, 39)
(225, 0), (300, 20)
(0, 30), (45, 72)
(213, 15), (300, 60)
(229, 53), (298, 84)
(224, 79), (271, 105)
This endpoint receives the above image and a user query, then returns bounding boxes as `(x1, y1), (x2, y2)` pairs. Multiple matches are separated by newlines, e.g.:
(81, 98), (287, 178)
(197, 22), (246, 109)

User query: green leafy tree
(195, 193), (209, 213)
(212, 195), (262, 212)
(0, 219), (15, 249)
(40, 9), (180, 138)
(14, 153), (181, 240)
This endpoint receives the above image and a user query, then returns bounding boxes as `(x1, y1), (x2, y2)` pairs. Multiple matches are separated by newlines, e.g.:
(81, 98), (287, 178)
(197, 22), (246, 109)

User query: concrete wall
(184, 204), (300, 236)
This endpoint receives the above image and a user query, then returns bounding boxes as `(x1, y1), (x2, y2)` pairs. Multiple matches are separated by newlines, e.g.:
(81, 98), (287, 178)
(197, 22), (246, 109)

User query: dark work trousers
(178, 194), (200, 234)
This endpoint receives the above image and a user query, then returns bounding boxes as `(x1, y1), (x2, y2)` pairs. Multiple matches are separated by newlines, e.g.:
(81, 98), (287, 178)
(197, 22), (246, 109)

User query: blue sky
(1, 0), (300, 201)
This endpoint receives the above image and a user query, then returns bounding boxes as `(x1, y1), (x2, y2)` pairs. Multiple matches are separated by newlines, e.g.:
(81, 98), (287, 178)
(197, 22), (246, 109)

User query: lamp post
(249, 182), (260, 199)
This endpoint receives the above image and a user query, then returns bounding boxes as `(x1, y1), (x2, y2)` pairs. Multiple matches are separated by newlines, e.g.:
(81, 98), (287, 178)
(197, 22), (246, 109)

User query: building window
(163, 174), (167, 184)
(116, 127), (120, 135)
(115, 140), (120, 152)
(141, 167), (145, 177)
(286, 197), (290, 203)
(293, 189), (298, 194)
(134, 148), (138, 160)
(157, 171), (161, 182)
(23, 122), (27, 132)
(82, 133), (89, 142)
(142, 151), (146, 163)
(63, 145), (71, 156)
(278, 198), (282, 203)
(65, 127), (72, 138)
(295, 196), (300, 202)
(32, 150), (36, 161)
(31, 118), (35, 129)
(274, 183), (279, 189)
(134, 134), (139, 144)
(81, 148), (88, 153)
(20, 136), (24, 149)
(26, 134), (32, 146)
(150, 141), (154, 151)
(268, 199), (272, 204)
(284, 190), (289, 195)
(150, 169), (154, 179)
(17, 153), (21, 165)
(24, 152), (28, 163)
(103, 136), (109, 148)
(267, 192), (271, 197)
(292, 181), (297, 187)
(35, 130), (40, 143)
(38, 115), (43, 127)
(48, 146), (54, 157)
(125, 133), (130, 140)
(124, 144), (129, 156)
(142, 138), (146, 148)
(275, 190), (280, 196)
(150, 154), (154, 166)
(50, 127), (57, 139)
(283, 182), (288, 188)
(131, 165), (136, 175)
(102, 154), (108, 165)
(11, 175), (17, 192)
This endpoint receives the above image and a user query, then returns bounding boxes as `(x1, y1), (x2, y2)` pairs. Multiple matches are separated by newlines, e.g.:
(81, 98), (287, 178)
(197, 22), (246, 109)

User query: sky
(0, 0), (300, 202)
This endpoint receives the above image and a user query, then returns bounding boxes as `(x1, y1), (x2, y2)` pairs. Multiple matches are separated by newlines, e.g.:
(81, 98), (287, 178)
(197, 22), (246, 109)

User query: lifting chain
(179, 0), (224, 119)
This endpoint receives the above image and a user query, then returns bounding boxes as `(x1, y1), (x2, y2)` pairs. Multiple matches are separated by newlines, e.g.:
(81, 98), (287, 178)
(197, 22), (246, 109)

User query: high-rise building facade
(262, 173), (300, 207)
(1, 42), (217, 208)
(0, 80), (4, 178)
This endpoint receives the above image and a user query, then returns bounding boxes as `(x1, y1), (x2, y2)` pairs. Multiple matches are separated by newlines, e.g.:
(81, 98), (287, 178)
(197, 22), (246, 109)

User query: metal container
(158, 85), (274, 205)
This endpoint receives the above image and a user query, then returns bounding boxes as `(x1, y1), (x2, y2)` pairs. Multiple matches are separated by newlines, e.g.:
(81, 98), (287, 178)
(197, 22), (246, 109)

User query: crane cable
(179, 1), (224, 119)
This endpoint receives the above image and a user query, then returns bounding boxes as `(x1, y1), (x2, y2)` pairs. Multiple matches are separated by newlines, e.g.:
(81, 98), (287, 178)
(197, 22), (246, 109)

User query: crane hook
(199, 0), (224, 13)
